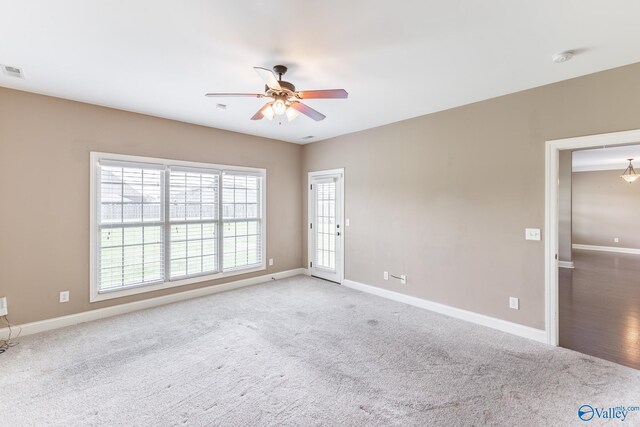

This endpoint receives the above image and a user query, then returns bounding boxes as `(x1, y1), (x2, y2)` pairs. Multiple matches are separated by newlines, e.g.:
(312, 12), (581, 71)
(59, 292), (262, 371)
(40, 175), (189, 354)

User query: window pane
(101, 227), (123, 247)
(123, 204), (142, 222)
(315, 181), (336, 271)
(101, 182), (122, 202)
(187, 257), (202, 275)
(202, 255), (216, 272)
(187, 241), (202, 257)
(169, 170), (219, 222)
(170, 222), (218, 279)
(223, 221), (262, 270)
(98, 224), (163, 291)
(222, 173), (262, 270)
(143, 203), (161, 222)
(97, 162), (165, 292)
(246, 204), (258, 218)
(171, 259), (186, 277)
(101, 203), (122, 223)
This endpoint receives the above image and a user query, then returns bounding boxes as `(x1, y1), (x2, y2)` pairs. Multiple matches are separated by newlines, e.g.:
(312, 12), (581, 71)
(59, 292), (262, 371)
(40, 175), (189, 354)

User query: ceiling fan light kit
(205, 65), (348, 122)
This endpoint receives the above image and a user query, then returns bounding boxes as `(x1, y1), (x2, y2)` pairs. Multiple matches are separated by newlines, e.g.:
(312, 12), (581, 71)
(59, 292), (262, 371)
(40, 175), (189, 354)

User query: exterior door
(308, 169), (344, 283)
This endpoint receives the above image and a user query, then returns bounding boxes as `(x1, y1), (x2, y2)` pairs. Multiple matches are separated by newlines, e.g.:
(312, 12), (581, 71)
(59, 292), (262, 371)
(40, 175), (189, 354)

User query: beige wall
(302, 62), (640, 330)
(0, 87), (303, 325)
(572, 169), (640, 248)
(4, 62), (640, 331)
(558, 150), (572, 262)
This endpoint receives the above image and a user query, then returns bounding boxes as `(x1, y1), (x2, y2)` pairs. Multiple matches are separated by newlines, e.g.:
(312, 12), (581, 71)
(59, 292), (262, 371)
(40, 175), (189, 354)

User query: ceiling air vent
(2, 65), (24, 78)
(302, 135), (315, 140)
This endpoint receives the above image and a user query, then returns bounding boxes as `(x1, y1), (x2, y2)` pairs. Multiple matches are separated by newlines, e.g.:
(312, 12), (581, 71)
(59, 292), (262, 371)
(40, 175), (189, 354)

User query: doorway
(546, 129), (640, 368)
(308, 169), (344, 283)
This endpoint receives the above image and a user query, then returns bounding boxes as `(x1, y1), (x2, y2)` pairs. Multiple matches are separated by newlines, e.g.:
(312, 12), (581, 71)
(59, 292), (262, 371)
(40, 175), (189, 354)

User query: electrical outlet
(614, 237), (620, 243)
(525, 228), (541, 241)
(0, 297), (7, 316)
(509, 297), (519, 310)
(400, 275), (407, 285)
(384, 271), (389, 280)
(268, 258), (273, 266)
(59, 291), (70, 303)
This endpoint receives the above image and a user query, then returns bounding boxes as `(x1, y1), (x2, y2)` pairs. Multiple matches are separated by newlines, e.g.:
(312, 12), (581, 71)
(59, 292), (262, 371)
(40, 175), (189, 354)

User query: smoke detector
(1, 64), (24, 78)
(552, 51), (574, 63)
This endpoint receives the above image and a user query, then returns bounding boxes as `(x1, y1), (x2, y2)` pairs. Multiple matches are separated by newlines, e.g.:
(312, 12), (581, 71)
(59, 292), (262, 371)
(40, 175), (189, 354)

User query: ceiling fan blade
(254, 67), (282, 91)
(297, 89), (348, 99)
(290, 101), (326, 121)
(205, 93), (264, 98)
(250, 103), (272, 120)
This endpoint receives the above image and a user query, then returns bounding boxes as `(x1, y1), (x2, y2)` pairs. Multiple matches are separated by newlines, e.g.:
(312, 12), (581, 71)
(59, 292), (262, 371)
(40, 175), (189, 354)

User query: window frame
(90, 152), (266, 302)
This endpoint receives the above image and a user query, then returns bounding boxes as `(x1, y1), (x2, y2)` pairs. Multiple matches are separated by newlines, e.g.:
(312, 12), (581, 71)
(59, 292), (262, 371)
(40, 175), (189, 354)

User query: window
(169, 168), (219, 279)
(91, 153), (265, 301)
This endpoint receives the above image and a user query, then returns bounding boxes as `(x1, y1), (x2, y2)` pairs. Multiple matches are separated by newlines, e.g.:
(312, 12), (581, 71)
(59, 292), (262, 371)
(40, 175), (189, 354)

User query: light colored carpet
(1, 275), (639, 426)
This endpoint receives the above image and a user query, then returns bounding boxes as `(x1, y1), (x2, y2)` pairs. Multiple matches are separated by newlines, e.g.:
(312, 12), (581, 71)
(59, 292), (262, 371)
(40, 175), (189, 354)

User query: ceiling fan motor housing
(265, 80), (296, 96)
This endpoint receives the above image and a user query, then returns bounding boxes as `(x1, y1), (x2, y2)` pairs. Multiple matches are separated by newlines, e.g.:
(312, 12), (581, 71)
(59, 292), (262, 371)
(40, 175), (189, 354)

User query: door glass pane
(316, 181), (336, 270)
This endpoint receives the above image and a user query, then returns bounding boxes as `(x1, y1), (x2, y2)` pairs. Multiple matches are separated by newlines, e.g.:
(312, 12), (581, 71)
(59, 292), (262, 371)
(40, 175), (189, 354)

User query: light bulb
(285, 106), (299, 122)
(263, 105), (274, 120)
(272, 99), (286, 116)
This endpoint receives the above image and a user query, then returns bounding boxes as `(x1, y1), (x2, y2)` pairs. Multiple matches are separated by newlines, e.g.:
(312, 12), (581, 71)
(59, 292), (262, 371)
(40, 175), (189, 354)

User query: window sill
(90, 264), (266, 302)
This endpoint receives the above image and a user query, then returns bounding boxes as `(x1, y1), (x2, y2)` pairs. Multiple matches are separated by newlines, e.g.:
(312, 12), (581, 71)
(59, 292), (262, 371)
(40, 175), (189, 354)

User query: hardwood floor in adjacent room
(560, 249), (640, 369)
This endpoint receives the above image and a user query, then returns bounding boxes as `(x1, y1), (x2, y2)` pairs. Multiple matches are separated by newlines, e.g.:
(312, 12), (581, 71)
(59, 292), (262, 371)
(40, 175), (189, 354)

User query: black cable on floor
(0, 315), (21, 354)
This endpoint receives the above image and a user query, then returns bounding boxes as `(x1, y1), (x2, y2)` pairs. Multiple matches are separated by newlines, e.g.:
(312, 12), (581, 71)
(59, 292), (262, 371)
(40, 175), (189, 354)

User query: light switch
(525, 228), (541, 241)
(345, 218), (350, 227)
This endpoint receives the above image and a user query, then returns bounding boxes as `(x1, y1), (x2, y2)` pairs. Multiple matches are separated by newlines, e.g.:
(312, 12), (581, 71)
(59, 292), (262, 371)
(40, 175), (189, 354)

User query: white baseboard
(342, 279), (547, 344)
(572, 243), (640, 255)
(558, 260), (575, 269)
(0, 268), (305, 340)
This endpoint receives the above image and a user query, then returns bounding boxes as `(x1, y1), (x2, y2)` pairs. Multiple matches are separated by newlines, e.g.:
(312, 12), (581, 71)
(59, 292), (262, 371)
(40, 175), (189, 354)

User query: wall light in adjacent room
(620, 158), (639, 183)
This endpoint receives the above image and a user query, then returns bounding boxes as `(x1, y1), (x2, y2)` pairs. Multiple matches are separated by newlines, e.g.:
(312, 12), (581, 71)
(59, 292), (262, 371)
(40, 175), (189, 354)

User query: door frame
(308, 168), (345, 284)
(545, 129), (640, 346)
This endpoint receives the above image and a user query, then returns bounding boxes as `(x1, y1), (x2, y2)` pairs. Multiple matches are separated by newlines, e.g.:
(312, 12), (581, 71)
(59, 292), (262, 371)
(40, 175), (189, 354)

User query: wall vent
(2, 65), (24, 78)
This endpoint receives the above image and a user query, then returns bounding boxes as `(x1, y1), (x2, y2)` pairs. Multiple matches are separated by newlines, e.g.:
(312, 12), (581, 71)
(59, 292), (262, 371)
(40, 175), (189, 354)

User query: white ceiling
(573, 144), (640, 172)
(2, 1), (640, 144)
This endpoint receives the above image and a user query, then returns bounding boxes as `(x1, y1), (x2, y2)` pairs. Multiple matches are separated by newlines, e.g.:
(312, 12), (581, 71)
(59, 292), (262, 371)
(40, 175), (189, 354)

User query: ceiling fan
(205, 65), (348, 122)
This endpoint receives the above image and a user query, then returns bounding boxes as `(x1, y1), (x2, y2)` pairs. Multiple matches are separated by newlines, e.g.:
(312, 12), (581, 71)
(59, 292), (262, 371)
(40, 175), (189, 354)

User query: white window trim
(90, 152), (266, 302)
